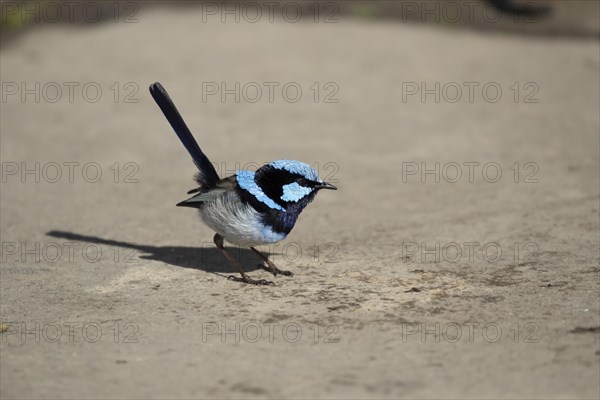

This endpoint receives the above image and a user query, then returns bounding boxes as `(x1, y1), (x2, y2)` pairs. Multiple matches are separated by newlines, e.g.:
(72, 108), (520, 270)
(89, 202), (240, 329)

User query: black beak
(315, 182), (337, 190)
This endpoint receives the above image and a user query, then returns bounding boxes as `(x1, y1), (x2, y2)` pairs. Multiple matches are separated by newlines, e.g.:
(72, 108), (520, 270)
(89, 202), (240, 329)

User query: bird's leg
(251, 247), (294, 277)
(213, 234), (274, 286)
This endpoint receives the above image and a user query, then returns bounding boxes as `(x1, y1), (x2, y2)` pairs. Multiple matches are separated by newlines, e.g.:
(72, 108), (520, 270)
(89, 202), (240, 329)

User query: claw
(258, 263), (294, 278)
(228, 275), (275, 286)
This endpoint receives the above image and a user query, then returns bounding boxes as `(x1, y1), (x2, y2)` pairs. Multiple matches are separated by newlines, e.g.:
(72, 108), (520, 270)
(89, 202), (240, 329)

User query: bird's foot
(227, 275), (275, 286)
(259, 262), (294, 277)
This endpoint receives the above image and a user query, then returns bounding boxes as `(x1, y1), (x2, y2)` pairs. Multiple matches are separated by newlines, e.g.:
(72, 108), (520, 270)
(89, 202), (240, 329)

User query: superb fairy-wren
(149, 82), (336, 285)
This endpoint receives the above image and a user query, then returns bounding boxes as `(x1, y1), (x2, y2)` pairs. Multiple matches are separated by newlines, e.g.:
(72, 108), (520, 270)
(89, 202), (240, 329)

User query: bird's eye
(297, 178), (308, 186)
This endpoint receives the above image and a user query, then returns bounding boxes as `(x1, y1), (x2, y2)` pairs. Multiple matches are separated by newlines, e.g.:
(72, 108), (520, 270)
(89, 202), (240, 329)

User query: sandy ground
(1, 5), (599, 399)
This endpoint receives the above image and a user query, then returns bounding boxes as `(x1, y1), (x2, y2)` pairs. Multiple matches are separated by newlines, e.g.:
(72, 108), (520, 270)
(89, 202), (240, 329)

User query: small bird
(149, 82), (337, 285)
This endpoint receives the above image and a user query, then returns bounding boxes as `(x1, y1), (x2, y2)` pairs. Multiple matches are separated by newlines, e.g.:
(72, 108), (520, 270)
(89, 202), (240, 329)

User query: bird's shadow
(46, 230), (269, 276)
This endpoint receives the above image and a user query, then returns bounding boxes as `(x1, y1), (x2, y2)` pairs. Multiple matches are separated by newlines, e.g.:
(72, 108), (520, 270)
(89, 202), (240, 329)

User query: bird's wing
(176, 176), (236, 207)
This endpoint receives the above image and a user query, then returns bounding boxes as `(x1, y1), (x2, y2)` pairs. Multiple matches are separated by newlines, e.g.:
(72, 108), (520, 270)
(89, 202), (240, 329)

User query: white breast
(198, 191), (287, 247)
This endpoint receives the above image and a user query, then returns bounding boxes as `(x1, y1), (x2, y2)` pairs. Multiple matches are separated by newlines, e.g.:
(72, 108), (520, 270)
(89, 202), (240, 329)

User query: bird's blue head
(236, 160), (336, 232)
(256, 160), (336, 210)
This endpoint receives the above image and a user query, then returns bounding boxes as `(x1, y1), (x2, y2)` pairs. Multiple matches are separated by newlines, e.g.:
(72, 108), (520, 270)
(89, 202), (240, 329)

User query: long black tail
(149, 82), (220, 188)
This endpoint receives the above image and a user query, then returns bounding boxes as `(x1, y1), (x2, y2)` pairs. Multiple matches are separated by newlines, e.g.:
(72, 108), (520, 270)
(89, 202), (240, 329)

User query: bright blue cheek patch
(237, 170), (284, 211)
(281, 182), (312, 202)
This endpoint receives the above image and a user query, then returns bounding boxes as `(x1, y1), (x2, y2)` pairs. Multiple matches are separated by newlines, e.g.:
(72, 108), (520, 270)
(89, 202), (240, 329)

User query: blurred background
(2, 0), (600, 40)
(1, 1), (599, 399)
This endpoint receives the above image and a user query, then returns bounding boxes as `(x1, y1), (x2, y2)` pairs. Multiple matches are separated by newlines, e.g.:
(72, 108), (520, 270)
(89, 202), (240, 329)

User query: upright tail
(149, 82), (220, 188)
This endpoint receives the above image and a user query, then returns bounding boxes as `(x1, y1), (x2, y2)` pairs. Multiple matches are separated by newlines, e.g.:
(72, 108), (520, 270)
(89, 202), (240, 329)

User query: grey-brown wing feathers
(177, 176), (237, 208)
